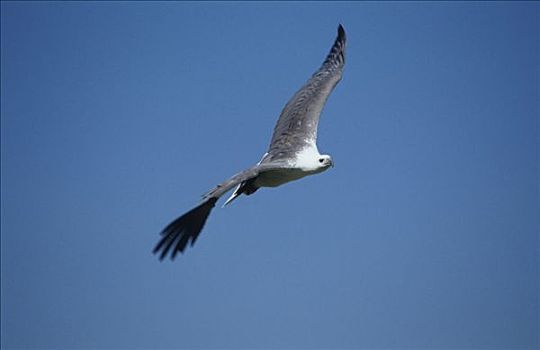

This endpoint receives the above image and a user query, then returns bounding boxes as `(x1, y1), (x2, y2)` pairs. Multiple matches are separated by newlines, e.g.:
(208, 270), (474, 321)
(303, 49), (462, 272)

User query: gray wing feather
(265, 25), (346, 162)
(202, 166), (262, 200)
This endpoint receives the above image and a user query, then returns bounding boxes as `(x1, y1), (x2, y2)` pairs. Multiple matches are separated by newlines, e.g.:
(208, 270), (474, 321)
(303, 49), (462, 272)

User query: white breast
(292, 144), (322, 171)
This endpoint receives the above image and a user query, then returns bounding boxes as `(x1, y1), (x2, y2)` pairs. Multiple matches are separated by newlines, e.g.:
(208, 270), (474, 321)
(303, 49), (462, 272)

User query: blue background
(1, 2), (538, 349)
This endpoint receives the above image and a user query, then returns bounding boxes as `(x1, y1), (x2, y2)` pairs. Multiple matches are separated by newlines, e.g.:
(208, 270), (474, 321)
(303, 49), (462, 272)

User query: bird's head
(318, 154), (334, 169)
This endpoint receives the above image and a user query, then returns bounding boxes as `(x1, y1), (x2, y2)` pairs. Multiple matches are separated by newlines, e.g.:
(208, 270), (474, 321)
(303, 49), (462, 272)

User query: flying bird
(154, 25), (346, 260)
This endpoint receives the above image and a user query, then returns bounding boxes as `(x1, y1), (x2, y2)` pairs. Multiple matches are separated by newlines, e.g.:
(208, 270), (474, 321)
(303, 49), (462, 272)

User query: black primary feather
(153, 197), (218, 260)
(323, 24), (346, 68)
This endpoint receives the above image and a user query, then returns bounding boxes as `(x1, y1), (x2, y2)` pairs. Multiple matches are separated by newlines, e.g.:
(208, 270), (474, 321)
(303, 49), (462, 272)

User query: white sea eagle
(154, 25), (346, 260)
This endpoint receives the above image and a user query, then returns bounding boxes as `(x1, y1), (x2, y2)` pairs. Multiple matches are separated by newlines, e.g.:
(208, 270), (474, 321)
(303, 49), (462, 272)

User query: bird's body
(154, 25), (346, 260)
(254, 165), (325, 188)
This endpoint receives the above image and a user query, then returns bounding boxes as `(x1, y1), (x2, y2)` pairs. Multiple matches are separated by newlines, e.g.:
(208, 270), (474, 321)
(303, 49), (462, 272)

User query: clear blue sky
(1, 2), (538, 349)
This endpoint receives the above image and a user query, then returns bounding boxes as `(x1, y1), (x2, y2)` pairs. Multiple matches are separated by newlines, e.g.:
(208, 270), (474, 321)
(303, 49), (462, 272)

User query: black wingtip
(338, 24), (345, 41)
(153, 197), (218, 261)
(322, 24), (346, 68)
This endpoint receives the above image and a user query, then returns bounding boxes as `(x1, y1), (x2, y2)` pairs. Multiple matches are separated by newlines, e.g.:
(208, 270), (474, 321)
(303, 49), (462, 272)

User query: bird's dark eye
(319, 158), (324, 163)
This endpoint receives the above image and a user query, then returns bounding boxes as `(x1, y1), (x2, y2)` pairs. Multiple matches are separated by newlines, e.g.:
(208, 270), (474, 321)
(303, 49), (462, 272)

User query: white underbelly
(255, 168), (312, 188)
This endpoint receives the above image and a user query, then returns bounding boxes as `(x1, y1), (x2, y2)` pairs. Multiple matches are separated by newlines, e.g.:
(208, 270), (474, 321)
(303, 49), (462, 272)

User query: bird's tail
(153, 197), (217, 260)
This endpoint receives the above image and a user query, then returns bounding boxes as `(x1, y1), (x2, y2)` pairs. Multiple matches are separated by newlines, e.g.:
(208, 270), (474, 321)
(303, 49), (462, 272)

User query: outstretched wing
(153, 162), (286, 260)
(265, 25), (346, 162)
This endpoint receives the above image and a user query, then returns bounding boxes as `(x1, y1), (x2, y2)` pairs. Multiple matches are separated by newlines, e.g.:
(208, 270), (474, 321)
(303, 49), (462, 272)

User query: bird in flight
(154, 25), (346, 260)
